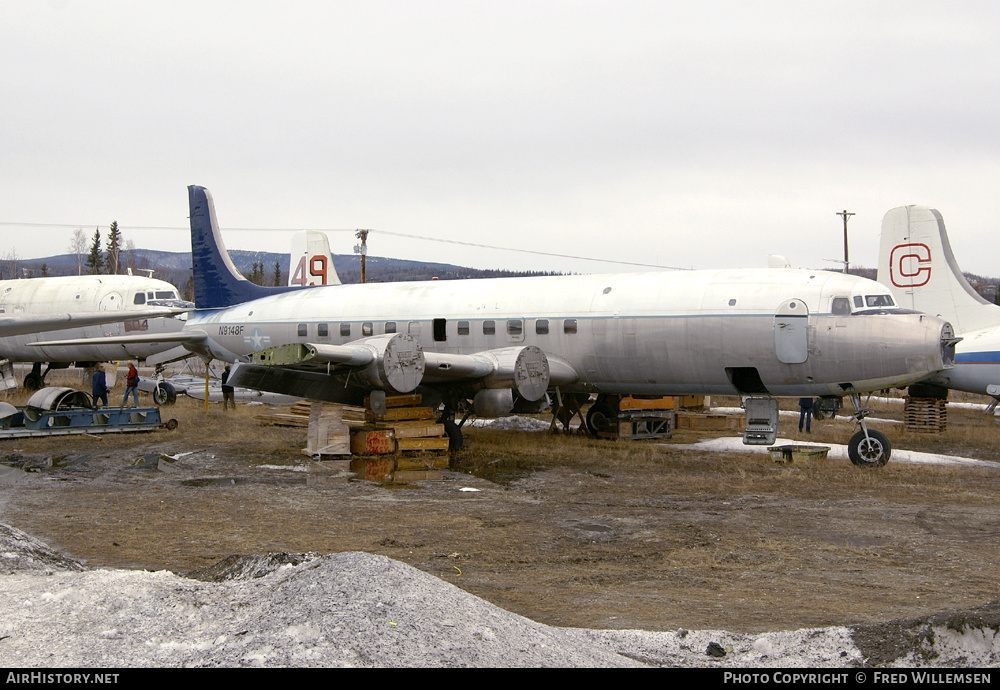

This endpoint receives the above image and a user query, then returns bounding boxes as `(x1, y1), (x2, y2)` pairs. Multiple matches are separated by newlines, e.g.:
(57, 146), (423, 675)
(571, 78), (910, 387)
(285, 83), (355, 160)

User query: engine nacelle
(479, 345), (550, 402)
(350, 333), (426, 394)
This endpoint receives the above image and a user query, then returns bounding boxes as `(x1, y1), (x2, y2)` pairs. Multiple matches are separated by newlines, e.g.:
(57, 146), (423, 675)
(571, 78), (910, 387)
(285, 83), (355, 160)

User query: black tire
(586, 403), (617, 437)
(153, 382), (176, 406)
(23, 373), (42, 390)
(848, 429), (891, 467)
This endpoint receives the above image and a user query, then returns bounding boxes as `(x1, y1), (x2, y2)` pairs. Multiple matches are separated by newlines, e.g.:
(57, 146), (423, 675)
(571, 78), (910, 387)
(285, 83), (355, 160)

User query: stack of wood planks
(904, 397), (947, 433)
(349, 393), (450, 482)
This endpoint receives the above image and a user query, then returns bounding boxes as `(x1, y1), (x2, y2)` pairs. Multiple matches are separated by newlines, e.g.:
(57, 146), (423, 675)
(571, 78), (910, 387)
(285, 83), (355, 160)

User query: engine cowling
(348, 334), (425, 394)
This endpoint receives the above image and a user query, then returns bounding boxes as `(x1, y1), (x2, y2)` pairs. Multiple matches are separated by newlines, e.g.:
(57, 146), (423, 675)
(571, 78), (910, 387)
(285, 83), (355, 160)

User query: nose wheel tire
(848, 429), (890, 467)
(153, 382), (177, 406)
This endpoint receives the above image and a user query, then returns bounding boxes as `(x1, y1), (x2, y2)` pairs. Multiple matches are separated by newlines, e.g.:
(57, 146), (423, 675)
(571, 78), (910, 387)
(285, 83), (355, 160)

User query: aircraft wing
(0, 306), (189, 339)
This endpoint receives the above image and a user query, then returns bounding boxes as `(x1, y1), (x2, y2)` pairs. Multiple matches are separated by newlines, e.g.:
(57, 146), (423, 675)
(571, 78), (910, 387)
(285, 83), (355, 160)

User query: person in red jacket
(122, 361), (140, 407)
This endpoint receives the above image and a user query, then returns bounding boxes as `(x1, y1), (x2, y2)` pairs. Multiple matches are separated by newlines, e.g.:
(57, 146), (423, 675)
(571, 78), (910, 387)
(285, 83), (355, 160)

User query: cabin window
(362, 322), (373, 336)
(340, 323), (351, 337)
(507, 320), (523, 336)
(318, 323), (329, 337)
(457, 321), (470, 336)
(433, 318), (447, 342)
(853, 296), (864, 309)
(535, 319), (549, 335)
(297, 323), (308, 337)
(385, 321), (397, 334)
(564, 319), (578, 334)
(833, 298), (852, 316)
(408, 322), (421, 336)
(133, 294), (145, 305)
(483, 320), (496, 335)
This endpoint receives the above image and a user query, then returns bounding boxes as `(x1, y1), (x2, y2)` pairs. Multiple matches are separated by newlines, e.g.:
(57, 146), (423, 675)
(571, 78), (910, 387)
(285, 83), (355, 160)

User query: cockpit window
(831, 297), (851, 316)
(155, 291), (177, 300)
(865, 294), (895, 308)
(853, 296), (864, 309)
(133, 293), (146, 305)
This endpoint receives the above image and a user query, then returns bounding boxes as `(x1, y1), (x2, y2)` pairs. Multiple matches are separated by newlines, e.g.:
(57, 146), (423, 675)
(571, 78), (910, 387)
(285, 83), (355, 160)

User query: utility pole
(837, 210), (855, 273)
(354, 229), (370, 283)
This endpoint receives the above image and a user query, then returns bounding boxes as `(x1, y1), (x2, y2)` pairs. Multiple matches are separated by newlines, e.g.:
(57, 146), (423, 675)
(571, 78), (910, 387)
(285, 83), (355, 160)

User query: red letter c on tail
(889, 243), (931, 288)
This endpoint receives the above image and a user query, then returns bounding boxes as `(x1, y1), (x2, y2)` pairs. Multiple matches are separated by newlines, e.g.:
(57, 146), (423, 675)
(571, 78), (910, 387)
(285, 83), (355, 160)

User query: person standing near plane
(221, 364), (235, 410)
(92, 364), (109, 408)
(122, 361), (140, 407)
(798, 397), (813, 433)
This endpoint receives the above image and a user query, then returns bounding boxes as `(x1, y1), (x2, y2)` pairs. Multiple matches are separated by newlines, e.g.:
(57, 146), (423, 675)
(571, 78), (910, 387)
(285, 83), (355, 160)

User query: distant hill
(6, 249), (562, 301)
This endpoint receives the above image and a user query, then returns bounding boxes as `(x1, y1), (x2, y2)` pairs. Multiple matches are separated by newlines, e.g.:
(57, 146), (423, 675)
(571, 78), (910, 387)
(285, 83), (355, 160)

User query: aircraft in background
(878, 205), (1000, 409)
(288, 230), (341, 287)
(173, 185), (956, 466)
(0, 272), (191, 391)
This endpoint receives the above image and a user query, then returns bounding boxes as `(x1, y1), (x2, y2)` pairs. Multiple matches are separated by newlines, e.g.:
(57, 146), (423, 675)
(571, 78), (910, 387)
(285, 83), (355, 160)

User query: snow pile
(1, 523), (997, 667)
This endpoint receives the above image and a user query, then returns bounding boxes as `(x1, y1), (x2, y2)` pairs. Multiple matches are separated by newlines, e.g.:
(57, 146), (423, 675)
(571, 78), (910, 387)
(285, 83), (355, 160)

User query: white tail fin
(288, 231), (341, 287)
(878, 206), (997, 335)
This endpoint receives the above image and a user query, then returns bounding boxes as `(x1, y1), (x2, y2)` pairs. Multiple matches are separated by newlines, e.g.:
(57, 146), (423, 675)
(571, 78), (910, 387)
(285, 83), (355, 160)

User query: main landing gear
(845, 392), (890, 467)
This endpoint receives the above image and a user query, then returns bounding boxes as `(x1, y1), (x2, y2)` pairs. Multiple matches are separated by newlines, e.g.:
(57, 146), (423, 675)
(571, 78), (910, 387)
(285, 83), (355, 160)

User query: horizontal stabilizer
(0, 306), (188, 339)
(28, 330), (208, 348)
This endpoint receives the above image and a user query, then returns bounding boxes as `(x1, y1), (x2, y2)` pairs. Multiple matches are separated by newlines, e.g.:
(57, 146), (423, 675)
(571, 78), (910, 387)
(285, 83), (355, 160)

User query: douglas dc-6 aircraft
(46, 186), (960, 465)
(0, 272), (191, 391)
(878, 205), (1000, 410)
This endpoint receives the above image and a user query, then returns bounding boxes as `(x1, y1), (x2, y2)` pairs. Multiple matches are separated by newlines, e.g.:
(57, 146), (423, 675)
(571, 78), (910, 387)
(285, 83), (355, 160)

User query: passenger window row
(292, 319), (580, 339)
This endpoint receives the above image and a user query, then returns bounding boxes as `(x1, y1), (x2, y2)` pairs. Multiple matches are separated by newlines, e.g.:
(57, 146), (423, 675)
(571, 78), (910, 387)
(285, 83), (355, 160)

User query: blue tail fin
(189, 185), (302, 309)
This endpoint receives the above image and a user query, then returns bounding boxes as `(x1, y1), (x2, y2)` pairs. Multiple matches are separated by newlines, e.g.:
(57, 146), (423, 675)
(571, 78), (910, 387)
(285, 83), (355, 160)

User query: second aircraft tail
(878, 205), (998, 335)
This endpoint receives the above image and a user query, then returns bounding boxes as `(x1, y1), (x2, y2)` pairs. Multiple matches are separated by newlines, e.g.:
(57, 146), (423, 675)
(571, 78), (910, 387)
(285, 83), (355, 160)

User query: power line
(0, 221), (687, 270)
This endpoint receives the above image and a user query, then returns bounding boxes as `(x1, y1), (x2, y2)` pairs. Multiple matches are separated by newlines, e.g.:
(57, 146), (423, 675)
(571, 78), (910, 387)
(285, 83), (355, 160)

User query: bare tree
(69, 228), (87, 276)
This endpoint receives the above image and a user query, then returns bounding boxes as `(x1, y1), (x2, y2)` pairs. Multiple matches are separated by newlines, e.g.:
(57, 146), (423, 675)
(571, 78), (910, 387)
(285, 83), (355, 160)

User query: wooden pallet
(904, 397), (947, 433)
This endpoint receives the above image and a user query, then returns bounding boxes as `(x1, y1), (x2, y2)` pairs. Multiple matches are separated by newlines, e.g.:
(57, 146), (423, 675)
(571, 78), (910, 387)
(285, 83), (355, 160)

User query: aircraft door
(99, 292), (124, 311)
(774, 298), (809, 364)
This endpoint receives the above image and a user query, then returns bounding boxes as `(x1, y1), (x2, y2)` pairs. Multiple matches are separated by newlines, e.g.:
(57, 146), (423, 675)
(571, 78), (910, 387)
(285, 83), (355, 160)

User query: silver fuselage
(189, 268), (952, 398)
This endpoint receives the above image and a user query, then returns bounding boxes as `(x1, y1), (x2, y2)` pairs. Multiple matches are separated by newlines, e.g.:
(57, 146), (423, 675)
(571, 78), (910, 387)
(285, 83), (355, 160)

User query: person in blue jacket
(92, 364), (109, 408)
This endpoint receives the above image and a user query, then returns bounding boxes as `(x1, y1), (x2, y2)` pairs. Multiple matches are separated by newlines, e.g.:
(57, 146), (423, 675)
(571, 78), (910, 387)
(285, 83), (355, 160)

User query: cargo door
(774, 298), (808, 364)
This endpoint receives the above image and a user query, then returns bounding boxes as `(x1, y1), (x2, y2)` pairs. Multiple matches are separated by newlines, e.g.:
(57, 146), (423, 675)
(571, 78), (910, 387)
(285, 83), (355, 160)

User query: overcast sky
(3, 1), (999, 276)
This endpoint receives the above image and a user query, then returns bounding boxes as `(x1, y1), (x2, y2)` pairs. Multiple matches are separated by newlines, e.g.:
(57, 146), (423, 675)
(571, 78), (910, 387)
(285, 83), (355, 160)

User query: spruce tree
(105, 221), (122, 274)
(85, 228), (103, 275)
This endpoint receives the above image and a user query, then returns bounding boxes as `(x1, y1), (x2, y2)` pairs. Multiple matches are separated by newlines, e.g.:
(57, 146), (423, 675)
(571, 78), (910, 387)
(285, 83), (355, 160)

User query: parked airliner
(45, 186), (959, 465)
(0, 272), (190, 390)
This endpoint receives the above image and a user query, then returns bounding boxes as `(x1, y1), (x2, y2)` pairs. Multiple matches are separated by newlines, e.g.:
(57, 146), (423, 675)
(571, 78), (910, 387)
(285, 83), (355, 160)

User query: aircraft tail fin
(289, 230), (342, 286)
(189, 185), (302, 309)
(878, 205), (998, 335)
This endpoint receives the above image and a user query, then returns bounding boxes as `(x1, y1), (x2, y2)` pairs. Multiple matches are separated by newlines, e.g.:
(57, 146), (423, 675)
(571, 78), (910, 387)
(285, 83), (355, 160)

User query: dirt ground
(1, 393), (1000, 635)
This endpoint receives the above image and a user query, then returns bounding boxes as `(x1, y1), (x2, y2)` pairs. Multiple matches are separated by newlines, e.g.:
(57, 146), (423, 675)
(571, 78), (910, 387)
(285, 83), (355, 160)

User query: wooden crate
(365, 406), (436, 423)
(350, 427), (396, 455)
(397, 436), (450, 452)
(305, 404), (350, 456)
